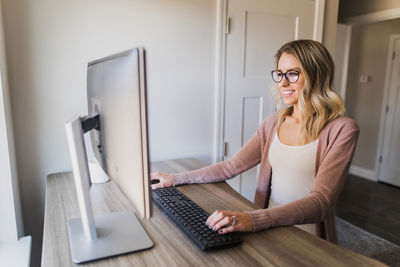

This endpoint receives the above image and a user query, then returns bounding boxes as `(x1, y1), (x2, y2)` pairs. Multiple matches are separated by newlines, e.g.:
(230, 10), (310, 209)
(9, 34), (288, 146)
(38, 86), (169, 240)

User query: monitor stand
(65, 115), (153, 263)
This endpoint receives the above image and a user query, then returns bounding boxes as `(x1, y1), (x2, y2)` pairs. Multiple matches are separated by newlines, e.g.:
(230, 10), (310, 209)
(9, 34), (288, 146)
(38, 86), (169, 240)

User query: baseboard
(349, 165), (377, 182)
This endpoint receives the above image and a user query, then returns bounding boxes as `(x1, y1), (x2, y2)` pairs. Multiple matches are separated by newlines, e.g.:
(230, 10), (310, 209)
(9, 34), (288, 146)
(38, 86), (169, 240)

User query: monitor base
(67, 211), (153, 263)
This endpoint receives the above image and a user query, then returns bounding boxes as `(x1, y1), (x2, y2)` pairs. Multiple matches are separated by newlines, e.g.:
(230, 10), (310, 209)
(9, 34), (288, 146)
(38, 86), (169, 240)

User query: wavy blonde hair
(273, 40), (345, 144)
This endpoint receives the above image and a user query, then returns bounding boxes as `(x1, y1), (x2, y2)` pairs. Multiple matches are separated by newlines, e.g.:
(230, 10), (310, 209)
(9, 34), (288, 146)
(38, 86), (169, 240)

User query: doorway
(335, 18), (400, 187)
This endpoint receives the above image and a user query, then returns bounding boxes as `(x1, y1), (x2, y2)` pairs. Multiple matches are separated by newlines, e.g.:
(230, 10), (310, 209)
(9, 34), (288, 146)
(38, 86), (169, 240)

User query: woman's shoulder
(261, 112), (278, 124)
(256, 112), (278, 138)
(322, 116), (360, 136)
(259, 112), (278, 129)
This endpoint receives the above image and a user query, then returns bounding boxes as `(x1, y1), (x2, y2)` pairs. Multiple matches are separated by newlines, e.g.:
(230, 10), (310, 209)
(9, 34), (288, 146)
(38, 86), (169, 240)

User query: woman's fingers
(150, 172), (161, 181)
(218, 225), (235, 234)
(211, 216), (232, 232)
(206, 210), (227, 228)
(150, 172), (174, 189)
(151, 182), (164, 190)
(206, 210), (254, 234)
(206, 210), (234, 231)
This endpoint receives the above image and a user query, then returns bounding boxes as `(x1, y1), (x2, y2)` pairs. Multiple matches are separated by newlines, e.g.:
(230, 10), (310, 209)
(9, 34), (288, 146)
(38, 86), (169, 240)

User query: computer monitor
(87, 48), (151, 219)
(65, 48), (153, 263)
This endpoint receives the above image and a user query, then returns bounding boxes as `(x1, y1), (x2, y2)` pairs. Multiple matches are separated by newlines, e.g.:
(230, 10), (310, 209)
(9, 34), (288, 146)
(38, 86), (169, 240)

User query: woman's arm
(150, 132), (262, 188)
(150, 133), (261, 189)
(172, 130), (262, 185)
(151, 114), (277, 188)
(244, 119), (359, 232)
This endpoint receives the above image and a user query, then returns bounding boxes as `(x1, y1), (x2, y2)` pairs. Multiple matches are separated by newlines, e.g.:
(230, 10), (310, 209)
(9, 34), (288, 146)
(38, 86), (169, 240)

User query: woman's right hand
(150, 172), (174, 189)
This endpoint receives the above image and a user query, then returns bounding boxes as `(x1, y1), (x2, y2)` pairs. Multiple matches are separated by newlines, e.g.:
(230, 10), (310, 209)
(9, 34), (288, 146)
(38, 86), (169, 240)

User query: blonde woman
(151, 40), (359, 243)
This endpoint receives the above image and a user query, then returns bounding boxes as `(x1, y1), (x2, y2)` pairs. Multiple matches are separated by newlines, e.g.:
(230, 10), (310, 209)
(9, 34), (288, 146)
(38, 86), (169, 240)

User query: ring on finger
(231, 216), (236, 226)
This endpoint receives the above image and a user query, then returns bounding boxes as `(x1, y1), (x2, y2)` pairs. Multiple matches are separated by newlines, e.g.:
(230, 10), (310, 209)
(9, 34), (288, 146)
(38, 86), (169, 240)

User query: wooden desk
(42, 158), (384, 266)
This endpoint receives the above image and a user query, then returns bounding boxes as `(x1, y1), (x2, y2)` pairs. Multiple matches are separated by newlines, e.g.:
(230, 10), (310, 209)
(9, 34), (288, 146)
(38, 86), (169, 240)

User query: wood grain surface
(42, 158), (385, 266)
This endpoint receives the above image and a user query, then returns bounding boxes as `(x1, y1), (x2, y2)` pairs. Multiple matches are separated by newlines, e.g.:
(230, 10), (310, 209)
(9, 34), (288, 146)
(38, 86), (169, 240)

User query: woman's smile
(282, 90), (295, 96)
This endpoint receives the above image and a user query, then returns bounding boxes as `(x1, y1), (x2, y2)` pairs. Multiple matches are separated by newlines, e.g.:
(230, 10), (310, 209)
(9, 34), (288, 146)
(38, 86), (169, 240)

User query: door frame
(213, 0), (326, 163)
(213, 0), (228, 163)
(376, 34), (400, 181)
(335, 23), (352, 101)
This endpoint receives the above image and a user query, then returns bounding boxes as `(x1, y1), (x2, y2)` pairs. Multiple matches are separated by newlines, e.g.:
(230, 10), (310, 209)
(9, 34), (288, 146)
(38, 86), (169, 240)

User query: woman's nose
(280, 78), (290, 87)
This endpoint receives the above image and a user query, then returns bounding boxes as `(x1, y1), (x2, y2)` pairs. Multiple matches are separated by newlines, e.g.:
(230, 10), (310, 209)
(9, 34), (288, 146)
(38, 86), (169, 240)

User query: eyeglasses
(271, 70), (300, 83)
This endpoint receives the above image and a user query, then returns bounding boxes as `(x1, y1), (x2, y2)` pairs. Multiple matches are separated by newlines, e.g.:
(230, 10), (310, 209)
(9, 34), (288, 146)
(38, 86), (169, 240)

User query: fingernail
(212, 226), (217, 231)
(205, 221), (209, 226)
(218, 230), (223, 234)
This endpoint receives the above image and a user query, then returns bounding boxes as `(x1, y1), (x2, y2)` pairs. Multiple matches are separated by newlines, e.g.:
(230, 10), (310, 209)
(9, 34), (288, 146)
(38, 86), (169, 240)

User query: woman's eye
(276, 72), (283, 77)
(288, 71), (298, 77)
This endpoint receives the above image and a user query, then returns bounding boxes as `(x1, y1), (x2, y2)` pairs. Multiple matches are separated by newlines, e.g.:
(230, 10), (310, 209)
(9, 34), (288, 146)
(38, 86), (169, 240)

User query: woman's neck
(290, 104), (301, 122)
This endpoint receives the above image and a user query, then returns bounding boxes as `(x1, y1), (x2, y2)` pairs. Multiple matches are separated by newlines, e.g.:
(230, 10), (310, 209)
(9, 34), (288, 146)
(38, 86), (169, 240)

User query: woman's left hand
(205, 210), (254, 234)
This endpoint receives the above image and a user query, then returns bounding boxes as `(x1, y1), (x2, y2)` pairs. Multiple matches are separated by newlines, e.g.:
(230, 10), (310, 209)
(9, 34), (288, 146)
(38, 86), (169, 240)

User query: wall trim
(0, 0), (24, 242)
(340, 8), (400, 25)
(313, 0), (325, 41)
(337, 23), (352, 102)
(213, 0), (227, 163)
(349, 165), (377, 182)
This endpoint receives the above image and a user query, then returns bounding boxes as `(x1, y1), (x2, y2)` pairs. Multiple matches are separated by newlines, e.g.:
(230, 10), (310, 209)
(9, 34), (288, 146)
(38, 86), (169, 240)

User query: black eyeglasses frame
(270, 70), (300, 83)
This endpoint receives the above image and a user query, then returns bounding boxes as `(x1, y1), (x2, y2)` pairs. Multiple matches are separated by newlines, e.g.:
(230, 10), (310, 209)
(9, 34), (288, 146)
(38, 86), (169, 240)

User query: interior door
(379, 38), (400, 187)
(223, 0), (322, 200)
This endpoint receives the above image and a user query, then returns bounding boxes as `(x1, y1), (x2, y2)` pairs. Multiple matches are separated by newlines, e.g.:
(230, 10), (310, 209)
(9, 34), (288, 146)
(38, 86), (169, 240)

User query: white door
(223, 0), (323, 200)
(379, 37), (400, 186)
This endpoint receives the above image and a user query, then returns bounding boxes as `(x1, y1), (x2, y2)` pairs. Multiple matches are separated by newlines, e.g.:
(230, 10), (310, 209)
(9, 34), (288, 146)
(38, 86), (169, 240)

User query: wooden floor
(336, 175), (400, 245)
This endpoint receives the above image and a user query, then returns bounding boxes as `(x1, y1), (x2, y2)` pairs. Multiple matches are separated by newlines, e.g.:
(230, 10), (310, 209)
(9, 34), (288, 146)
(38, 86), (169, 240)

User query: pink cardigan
(173, 113), (359, 243)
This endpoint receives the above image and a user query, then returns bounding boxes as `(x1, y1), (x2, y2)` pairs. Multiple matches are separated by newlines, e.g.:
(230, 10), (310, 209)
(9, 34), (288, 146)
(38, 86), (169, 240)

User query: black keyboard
(152, 187), (242, 251)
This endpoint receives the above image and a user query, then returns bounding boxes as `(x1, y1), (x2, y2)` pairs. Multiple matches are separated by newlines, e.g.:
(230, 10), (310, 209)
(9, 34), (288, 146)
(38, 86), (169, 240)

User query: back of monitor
(87, 48), (150, 219)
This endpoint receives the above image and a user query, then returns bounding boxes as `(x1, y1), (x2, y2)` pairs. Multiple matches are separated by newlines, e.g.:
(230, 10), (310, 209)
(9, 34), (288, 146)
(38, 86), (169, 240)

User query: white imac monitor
(64, 48), (153, 263)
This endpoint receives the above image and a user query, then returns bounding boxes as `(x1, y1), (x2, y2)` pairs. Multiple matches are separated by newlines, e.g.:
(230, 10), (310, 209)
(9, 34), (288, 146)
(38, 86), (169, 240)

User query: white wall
(2, 0), (216, 265)
(0, 0), (23, 243)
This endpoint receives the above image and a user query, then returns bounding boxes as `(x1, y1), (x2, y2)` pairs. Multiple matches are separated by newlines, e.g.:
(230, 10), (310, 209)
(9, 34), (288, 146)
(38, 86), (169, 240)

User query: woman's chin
(282, 99), (297, 106)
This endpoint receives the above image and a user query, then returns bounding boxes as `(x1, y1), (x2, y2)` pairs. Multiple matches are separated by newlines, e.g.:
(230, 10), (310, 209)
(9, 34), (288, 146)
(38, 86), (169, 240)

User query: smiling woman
(272, 40), (345, 146)
(151, 40), (359, 243)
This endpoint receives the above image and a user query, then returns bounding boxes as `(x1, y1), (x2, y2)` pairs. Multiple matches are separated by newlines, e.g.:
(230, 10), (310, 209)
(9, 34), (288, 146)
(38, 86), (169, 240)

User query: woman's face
(276, 53), (305, 106)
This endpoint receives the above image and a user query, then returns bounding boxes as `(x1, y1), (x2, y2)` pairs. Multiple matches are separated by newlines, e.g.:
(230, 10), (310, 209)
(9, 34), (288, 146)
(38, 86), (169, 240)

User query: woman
(151, 40), (359, 243)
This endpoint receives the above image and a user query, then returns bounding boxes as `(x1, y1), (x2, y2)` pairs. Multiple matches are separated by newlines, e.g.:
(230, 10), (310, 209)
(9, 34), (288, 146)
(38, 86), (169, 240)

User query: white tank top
(268, 132), (318, 235)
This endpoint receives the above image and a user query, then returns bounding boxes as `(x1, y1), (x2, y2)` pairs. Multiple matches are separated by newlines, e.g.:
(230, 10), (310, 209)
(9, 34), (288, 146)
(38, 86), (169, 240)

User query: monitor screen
(86, 48), (150, 219)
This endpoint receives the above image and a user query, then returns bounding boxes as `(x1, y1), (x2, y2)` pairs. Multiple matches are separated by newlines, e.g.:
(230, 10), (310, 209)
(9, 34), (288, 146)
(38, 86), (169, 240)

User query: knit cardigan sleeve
(172, 133), (261, 185)
(244, 117), (359, 232)
(172, 115), (276, 185)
